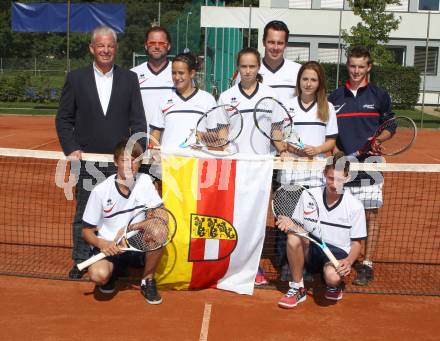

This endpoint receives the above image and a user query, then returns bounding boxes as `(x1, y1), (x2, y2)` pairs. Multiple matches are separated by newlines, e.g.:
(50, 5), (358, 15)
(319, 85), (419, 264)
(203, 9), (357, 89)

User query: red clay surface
(0, 276), (439, 341)
(0, 115), (439, 340)
(0, 115), (61, 150)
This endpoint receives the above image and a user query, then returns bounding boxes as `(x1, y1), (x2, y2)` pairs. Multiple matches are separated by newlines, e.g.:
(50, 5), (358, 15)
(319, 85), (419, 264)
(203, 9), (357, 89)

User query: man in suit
(56, 26), (147, 279)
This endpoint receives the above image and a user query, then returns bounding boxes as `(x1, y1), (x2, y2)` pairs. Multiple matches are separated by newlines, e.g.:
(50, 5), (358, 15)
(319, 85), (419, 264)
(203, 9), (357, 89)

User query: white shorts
(277, 169), (325, 188)
(348, 183), (383, 209)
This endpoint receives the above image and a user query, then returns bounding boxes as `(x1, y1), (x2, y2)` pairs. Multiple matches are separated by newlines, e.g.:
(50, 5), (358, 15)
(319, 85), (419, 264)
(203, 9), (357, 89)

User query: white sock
(141, 279), (146, 286)
(289, 279), (304, 289)
(363, 260), (373, 268)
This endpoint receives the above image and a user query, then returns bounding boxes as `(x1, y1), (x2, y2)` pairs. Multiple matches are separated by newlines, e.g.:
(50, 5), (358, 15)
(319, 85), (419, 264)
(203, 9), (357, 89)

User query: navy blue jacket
(328, 81), (392, 156)
(56, 65), (147, 155)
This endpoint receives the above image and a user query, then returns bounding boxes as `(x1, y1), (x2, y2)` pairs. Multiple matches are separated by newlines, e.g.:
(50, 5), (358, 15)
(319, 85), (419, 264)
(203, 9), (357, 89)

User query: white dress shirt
(93, 63), (114, 116)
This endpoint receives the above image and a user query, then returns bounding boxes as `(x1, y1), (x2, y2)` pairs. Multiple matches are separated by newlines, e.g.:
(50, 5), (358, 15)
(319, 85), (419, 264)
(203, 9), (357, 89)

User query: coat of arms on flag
(188, 213), (237, 262)
(155, 149), (273, 295)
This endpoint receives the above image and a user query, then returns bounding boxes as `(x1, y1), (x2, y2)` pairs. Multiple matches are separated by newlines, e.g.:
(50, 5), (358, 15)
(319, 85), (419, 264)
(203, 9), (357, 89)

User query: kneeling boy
(82, 138), (164, 304)
(276, 152), (366, 308)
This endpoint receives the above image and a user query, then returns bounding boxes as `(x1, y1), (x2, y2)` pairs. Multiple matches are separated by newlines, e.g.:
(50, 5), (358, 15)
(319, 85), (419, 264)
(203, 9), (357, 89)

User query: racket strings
(273, 185), (306, 234)
(127, 208), (176, 251)
(273, 184), (321, 238)
(195, 105), (242, 148)
(273, 186), (302, 217)
(380, 117), (417, 155)
(254, 98), (293, 142)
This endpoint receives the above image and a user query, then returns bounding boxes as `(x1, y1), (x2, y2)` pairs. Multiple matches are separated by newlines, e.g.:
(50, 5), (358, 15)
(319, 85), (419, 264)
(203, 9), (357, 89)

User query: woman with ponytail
(218, 47), (284, 286)
(149, 53), (216, 148)
(218, 47), (282, 155)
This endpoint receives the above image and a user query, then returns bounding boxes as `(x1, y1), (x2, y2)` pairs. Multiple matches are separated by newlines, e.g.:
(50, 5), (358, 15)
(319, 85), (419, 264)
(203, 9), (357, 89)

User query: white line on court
(0, 134), (16, 140)
(29, 139), (59, 150)
(424, 152), (440, 162)
(199, 303), (212, 341)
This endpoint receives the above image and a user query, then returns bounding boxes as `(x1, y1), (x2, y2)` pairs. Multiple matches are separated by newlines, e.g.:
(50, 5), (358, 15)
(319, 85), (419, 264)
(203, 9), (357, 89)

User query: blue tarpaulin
(12, 2), (126, 33)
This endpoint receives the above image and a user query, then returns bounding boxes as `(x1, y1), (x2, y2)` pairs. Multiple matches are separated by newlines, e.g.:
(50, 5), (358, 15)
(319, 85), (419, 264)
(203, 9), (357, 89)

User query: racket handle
(322, 247), (340, 268)
(353, 139), (374, 157)
(179, 129), (196, 148)
(77, 252), (106, 271)
(296, 141), (304, 149)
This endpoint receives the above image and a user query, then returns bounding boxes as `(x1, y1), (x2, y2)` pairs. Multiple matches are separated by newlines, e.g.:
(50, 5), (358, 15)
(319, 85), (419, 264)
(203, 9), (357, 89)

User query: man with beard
(131, 26), (174, 138)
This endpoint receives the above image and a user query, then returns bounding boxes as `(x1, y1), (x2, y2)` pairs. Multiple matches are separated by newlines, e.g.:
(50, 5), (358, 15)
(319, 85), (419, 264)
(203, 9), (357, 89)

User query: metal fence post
(336, 10), (343, 90)
(421, 11), (431, 129)
(248, 5), (251, 48)
(437, 91), (440, 112)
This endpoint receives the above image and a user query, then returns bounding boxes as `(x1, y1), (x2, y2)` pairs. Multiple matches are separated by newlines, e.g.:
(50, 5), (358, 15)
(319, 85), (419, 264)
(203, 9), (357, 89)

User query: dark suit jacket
(56, 64), (147, 155)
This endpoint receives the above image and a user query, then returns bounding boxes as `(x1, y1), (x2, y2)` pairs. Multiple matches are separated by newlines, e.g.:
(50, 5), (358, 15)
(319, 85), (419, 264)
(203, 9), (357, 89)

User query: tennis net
(0, 148), (439, 295)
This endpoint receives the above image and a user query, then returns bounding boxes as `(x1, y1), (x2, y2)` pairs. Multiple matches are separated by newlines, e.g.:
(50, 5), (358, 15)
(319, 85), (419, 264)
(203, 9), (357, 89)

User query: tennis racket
(77, 206), (177, 271)
(179, 104), (243, 149)
(272, 183), (339, 268)
(253, 97), (304, 150)
(353, 115), (417, 157)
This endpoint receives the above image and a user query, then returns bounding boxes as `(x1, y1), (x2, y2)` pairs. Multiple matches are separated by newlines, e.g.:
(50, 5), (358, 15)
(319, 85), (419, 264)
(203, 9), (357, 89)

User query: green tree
(342, 0), (401, 65)
(0, 1), (12, 58)
(0, 0), (195, 67)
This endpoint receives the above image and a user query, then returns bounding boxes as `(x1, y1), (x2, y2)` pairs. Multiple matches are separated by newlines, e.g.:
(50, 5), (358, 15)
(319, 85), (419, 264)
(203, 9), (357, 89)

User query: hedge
(1, 63), (421, 108)
(321, 63), (421, 109)
(0, 73), (61, 103)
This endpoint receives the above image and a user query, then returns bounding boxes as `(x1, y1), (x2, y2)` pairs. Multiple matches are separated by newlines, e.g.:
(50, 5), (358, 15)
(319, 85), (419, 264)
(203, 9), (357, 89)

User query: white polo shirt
(287, 96), (338, 158)
(131, 61), (174, 132)
(150, 88), (217, 148)
(218, 82), (279, 155)
(292, 186), (367, 254)
(235, 58), (301, 106)
(280, 97), (338, 186)
(83, 173), (162, 242)
(259, 58), (301, 105)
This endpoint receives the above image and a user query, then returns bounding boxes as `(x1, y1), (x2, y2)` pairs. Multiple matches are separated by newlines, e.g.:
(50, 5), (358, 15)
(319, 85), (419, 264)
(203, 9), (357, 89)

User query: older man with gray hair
(56, 26), (147, 279)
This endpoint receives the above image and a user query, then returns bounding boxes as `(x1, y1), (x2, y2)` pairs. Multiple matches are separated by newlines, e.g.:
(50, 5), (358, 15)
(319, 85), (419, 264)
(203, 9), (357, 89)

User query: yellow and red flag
(156, 150), (273, 295)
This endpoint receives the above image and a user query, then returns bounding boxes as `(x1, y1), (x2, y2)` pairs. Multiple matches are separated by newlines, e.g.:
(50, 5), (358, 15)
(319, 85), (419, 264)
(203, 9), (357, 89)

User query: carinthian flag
(155, 149), (273, 295)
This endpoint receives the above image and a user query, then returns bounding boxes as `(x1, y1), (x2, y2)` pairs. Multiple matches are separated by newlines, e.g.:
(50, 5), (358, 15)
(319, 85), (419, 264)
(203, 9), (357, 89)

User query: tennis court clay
(0, 115), (439, 340)
(1, 276), (439, 341)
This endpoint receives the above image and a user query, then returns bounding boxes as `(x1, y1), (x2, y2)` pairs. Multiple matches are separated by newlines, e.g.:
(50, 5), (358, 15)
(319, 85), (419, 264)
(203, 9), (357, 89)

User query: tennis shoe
(141, 279), (162, 305)
(68, 265), (85, 279)
(278, 287), (307, 309)
(254, 269), (268, 286)
(325, 286), (343, 300)
(353, 263), (374, 286)
(98, 276), (116, 294)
